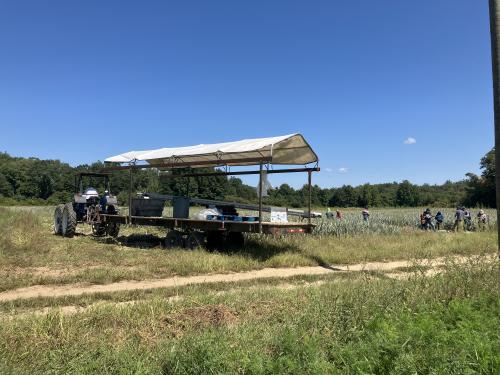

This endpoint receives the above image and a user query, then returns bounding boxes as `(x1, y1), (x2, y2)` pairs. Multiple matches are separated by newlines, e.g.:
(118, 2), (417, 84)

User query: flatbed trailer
(102, 214), (314, 235)
(102, 134), (320, 249)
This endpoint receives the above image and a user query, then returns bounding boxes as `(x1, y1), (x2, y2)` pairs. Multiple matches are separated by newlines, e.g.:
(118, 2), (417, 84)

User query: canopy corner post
(258, 162), (263, 233)
(307, 170), (312, 225)
(128, 166), (134, 224)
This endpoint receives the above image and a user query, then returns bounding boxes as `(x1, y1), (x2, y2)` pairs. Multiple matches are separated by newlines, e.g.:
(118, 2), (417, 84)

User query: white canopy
(105, 133), (318, 168)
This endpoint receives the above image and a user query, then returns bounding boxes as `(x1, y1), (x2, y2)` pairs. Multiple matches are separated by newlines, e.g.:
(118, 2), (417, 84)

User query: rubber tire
(106, 222), (120, 237)
(53, 204), (64, 235)
(206, 231), (224, 251)
(92, 223), (107, 237)
(226, 232), (244, 249)
(185, 231), (205, 250)
(165, 230), (183, 249)
(62, 203), (77, 238)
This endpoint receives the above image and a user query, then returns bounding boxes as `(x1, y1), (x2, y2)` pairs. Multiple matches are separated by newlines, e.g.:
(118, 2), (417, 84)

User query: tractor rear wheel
(164, 230), (183, 249)
(53, 204), (64, 235)
(61, 203), (77, 238)
(185, 231), (205, 250)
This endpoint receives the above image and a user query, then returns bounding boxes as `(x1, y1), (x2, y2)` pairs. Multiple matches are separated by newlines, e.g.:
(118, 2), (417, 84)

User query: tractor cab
(82, 187), (99, 199)
(73, 173), (118, 214)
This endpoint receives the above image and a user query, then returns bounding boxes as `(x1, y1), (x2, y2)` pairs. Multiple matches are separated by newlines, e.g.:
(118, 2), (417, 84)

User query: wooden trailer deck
(101, 214), (315, 235)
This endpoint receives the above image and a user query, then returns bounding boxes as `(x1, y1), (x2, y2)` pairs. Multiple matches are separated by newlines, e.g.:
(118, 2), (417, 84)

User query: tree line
(0, 149), (495, 208)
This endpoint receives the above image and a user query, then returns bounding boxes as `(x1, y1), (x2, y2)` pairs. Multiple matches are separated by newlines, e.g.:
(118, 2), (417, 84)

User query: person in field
(419, 211), (426, 229)
(477, 209), (488, 231)
(453, 206), (465, 232)
(463, 207), (473, 231)
(362, 208), (370, 221)
(336, 210), (343, 220)
(435, 211), (444, 230)
(423, 208), (435, 231)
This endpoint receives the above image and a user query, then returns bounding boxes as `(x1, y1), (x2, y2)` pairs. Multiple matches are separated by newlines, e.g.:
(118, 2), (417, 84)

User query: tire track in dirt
(0, 255), (489, 303)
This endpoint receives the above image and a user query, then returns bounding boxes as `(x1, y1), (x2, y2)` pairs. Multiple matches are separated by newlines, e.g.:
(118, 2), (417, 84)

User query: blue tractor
(53, 172), (120, 237)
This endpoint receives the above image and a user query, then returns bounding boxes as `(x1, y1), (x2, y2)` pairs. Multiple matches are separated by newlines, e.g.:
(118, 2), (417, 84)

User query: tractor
(53, 172), (120, 238)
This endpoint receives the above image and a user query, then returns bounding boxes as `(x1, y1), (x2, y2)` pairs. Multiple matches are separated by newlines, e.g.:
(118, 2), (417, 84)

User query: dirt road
(0, 255), (481, 303)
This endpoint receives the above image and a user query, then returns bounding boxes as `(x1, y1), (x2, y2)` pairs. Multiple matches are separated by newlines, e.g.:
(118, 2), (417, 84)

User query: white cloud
(324, 167), (333, 172)
(404, 137), (417, 145)
(338, 167), (348, 174)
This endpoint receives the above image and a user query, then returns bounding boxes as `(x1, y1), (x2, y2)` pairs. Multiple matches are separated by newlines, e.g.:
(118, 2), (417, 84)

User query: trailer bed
(101, 214), (314, 235)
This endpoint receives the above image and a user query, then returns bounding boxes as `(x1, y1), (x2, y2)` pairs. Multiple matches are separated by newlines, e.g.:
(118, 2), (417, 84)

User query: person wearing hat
(477, 209), (488, 231)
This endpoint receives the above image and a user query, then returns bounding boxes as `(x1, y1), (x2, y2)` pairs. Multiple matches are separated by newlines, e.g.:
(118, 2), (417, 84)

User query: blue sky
(0, 0), (494, 188)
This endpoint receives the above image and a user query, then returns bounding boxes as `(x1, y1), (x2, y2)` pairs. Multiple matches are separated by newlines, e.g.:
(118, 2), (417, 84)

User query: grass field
(0, 206), (496, 292)
(0, 206), (498, 373)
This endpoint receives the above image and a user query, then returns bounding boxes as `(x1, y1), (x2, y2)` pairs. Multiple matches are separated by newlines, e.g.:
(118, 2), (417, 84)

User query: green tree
(0, 173), (13, 197)
(464, 148), (496, 207)
(38, 174), (53, 199)
(396, 180), (420, 207)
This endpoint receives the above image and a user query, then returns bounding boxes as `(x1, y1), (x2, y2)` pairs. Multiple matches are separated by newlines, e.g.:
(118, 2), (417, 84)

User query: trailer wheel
(92, 223), (107, 237)
(165, 230), (183, 249)
(61, 203), (77, 238)
(53, 204), (64, 235)
(206, 231), (224, 251)
(226, 232), (244, 248)
(106, 222), (120, 237)
(185, 231), (205, 250)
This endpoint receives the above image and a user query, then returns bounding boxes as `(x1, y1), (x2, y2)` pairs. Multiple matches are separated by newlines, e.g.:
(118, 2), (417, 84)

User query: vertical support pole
(128, 168), (133, 225)
(258, 162), (263, 233)
(308, 170), (312, 226)
(489, 0), (500, 256)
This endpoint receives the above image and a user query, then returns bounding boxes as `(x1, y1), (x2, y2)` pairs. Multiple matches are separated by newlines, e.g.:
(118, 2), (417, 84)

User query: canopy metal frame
(102, 162), (320, 233)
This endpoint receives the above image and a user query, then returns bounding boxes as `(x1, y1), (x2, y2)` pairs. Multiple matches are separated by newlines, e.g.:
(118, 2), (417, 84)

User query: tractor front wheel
(53, 204), (64, 235)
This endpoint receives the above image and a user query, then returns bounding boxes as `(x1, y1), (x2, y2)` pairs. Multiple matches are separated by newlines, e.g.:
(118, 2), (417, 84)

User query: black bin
(131, 198), (165, 217)
(173, 197), (190, 218)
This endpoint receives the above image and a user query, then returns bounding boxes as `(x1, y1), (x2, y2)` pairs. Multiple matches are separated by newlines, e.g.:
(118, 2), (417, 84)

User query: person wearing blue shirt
(435, 211), (444, 230)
